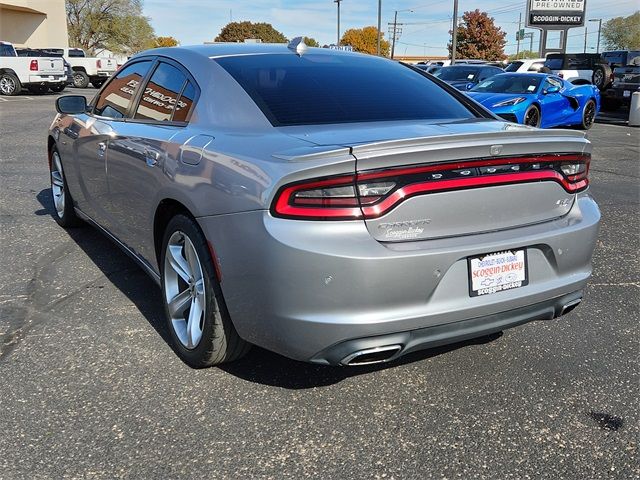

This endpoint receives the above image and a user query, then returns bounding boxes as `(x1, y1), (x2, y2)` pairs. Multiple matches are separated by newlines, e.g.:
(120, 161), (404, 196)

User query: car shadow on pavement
(36, 188), (503, 389)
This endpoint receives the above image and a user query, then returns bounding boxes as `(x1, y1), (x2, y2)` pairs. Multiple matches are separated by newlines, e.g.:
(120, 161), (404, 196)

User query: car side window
(134, 62), (187, 122)
(528, 62), (544, 72)
(544, 77), (563, 91)
(94, 60), (153, 119)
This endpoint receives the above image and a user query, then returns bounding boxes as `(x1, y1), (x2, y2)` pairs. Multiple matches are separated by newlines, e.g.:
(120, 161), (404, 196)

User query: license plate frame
(468, 249), (529, 297)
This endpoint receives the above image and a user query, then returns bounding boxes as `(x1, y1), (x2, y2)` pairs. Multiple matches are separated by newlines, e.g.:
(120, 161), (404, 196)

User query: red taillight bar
(29, 59), (38, 71)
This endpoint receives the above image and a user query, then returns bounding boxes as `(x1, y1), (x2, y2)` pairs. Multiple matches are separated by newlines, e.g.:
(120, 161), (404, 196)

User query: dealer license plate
(468, 249), (528, 297)
(623, 90), (631, 97)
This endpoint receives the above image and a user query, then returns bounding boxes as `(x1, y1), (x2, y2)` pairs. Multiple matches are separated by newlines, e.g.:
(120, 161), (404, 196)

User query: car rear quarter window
(215, 53), (476, 126)
(172, 80), (196, 123)
(134, 62), (187, 122)
(94, 60), (153, 119)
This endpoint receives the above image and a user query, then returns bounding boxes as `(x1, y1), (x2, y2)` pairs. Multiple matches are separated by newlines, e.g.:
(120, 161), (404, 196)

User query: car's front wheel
(161, 214), (250, 368)
(72, 71), (90, 88)
(523, 105), (541, 127)
(579, 99), (597, 130)
(50, 147), (81, 227)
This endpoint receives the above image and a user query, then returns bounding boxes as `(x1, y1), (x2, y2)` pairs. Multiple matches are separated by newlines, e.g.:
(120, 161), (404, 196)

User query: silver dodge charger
(48, 41), (600, 367)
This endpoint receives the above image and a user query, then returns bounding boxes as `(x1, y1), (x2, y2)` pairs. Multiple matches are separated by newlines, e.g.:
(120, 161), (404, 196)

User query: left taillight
(96, 59), (102, 69)
(271, 153), (590, 221)
(29, 59), (38, 71)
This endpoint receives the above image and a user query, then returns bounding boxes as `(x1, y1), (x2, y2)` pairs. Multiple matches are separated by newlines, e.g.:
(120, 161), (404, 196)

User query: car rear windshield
(214, 53), (475, 126)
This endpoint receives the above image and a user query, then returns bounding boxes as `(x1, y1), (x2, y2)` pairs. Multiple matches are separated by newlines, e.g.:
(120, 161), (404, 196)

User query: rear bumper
(198, 194), (600, 364)
(27, 74), (66, 84)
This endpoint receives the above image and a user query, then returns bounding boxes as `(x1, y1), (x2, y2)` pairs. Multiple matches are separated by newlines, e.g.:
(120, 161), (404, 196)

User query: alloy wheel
(50, 151), (65, 218)
(164, 231), (206, 350)
(524, 107), (540, 127)
(73, 74), (84, 88)
(584, 101), (596, 128)
(0, 76), (16, 95)
(593, 70), (603, 87)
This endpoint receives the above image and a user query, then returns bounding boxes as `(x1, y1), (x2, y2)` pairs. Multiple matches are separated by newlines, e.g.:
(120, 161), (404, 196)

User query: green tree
(448, 9), (507, 61)
(66, 0), (155, 55)
(303, 36), (320, 47)
(508, 50), (540, 61)
(214, 21), (287, 43)
(340, 26), (389, 56)
(154, 36), (179, 48)
(602, 12), (640, 50)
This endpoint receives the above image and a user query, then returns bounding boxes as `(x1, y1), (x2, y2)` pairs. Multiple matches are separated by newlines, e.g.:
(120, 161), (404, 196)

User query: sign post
(526, 0), (587, 56)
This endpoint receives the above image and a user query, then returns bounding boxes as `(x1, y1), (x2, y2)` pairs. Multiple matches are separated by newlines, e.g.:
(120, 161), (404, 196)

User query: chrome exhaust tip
(341, 345), (402, 366)
(560, 298), (582, 316)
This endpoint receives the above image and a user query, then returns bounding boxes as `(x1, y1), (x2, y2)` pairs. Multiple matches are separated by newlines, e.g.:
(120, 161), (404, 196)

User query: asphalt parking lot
(0, 89), (638, 479)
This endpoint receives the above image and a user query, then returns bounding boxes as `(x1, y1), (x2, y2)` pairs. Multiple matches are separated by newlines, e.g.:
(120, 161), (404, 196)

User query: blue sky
(143, 0), (639, 57)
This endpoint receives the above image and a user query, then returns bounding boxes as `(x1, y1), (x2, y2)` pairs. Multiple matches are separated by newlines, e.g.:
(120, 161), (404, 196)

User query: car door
(538, 76), (571, 127)
(104, 60), (199, 265)
(70, 59), (154, 231)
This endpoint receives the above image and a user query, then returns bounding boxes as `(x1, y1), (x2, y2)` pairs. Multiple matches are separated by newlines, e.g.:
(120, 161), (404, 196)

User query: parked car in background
(433, 64), (504, 90)
(544, 53), (612, 91)
(601, 50), (640, 70)
(0, 41), (66, 95)
(467, 73), (599, 129)
(413, 63), (442, 75)
(15, 48), (72, 92)
(604, 57), (640, 108)
(48, 43), (600, 368)
(47, 47), (117, 88)
(505, 58), (547, 73)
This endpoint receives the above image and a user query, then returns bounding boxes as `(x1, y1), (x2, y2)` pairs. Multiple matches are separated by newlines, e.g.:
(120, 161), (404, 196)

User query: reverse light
(29, 59), (38, 71)
(493, 97), (527, 107)
(272, 154), (591, 220)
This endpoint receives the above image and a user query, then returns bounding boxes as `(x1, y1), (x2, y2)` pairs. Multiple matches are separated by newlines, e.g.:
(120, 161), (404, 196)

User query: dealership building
(0, 0), (68, 48)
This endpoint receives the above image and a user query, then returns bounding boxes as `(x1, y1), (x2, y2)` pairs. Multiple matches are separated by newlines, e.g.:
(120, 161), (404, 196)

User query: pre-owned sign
(527, 0), (587, 27)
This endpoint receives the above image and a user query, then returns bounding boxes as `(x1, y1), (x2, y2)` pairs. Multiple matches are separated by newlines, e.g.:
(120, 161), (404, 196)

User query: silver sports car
(48, 41), (600, 367)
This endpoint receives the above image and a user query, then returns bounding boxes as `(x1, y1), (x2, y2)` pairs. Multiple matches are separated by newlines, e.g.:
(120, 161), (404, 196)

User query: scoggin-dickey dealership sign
(527, 0), (587, 27)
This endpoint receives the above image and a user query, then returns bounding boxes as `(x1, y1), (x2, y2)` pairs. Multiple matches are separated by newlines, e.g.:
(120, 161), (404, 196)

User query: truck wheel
(27, 85), (49, 95)
(592, 67), (605, 90)
(90, 79), (105, 88)
(0, 72), (21, 96)
(72, 71), (90, 88)
(49, 83), (67, 93)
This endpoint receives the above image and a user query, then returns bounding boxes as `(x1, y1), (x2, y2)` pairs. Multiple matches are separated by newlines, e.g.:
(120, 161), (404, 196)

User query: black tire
(49, 146), (81, 227)
(160, 214), (250, 368)
(523, 104), (541, 128)
(27, 85), (49, 95)
(49, 83), (67, 93)
(579, 99), (597, 130)
(0, 71), (21, 96)
(592, 66), (605, 90)
(72, 71), (90, 88)
(90, 80), (105, 89)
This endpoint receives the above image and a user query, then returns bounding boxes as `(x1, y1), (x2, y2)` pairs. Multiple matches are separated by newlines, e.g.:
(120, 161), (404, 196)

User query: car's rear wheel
(523, 105), (541, 127)
(50, 147), (81, 227)
(161, 214), (250, 368)
(579, 99), (597, 130)
(592, 67), (605, 90)
(72, 71), (90, 88)
(0, 72), (21, 96)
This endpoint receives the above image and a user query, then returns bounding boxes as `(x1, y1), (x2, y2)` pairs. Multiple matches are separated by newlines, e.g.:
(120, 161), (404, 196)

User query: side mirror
(544, 86), (560, 95)
(55, 95), (87, 114)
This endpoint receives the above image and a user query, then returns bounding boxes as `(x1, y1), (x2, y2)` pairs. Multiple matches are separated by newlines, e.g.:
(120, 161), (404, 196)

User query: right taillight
(29, 59), (38, 71)
(271, 153), (590, 220)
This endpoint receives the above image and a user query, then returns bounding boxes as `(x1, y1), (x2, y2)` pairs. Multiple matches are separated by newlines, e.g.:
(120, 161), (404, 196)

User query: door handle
(97, 142), (106, 157)
(144, 148), (160, 167)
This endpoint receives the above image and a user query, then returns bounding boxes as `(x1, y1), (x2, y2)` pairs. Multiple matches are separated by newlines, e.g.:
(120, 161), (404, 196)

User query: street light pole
(334, 0), (342, 45)
(391, 10), (398, 59)
(516, 12), (522, 59)
(451, 0), (458, 64)
(377, 0), (382, 56)
(589, 18), (602, 53)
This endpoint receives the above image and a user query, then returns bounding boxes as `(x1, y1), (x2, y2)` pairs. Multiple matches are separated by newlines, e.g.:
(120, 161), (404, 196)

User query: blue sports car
(467, 73), (600, 129)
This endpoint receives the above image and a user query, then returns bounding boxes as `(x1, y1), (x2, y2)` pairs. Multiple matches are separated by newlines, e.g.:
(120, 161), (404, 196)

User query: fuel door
(180, 134), (214, 166)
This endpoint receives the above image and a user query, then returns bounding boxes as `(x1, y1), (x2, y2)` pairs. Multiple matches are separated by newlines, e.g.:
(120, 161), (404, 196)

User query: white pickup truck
(48, 47), (117, 88)
(0, 41), (66, 95)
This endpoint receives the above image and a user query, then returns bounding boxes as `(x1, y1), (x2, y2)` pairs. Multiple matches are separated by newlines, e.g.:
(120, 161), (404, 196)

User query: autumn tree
(215, 21), (287, 43)
(602, 12), (640, 50)
(66, 0), (155, 54)
(448, 9), (506, 61)
(340, 26), (389, 56)
(154, 36), (179, 48)
(303, 36), (320, 47)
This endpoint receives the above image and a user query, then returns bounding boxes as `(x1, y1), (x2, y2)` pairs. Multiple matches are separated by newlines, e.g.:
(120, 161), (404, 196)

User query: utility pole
(589, 18), (602, 53)
(451, 0), (458, 64)
(377, 0), (382, 56)
(583, 26), (588, 53)
(334, 0), (342, 45)
(516, 12), (522, 59)
(391, 10), (398, 59)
